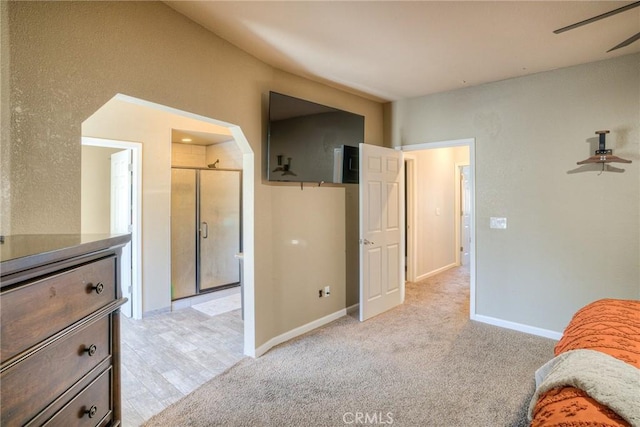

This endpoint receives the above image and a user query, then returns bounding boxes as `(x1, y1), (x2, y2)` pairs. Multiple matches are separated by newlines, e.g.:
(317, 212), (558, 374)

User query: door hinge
(128, 224), (133, 233)
(460, 246), (463, 252)
(128, 163), (133, 172)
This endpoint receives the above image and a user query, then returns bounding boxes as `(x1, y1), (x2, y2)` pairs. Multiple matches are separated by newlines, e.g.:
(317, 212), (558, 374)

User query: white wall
(393, 54), (640, 334)
(81, 145), (122, 234)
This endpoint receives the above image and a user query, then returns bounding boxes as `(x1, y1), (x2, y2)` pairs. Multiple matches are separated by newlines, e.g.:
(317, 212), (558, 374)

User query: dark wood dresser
(1, 234), (131, 427)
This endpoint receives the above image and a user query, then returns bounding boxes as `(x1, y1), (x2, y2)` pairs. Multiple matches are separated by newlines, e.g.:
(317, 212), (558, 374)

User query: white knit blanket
(528, 349), (640, 426)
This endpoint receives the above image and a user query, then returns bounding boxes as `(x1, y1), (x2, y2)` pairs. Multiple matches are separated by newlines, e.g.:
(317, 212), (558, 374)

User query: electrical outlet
(324, 286), (330, 297)
(318, 289), (323, 298)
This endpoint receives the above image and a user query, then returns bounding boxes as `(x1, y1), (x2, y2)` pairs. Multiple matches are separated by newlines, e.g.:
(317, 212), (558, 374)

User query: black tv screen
(267, 91), (364, 183)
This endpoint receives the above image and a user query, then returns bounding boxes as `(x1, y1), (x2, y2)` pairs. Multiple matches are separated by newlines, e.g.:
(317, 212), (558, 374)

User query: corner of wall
(1, 0), (11, 235)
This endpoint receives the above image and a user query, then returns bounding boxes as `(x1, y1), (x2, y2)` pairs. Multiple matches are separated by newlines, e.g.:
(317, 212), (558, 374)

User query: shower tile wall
(172, 142), (242, 169)
(172, 143), (207, 168)
(206, 140), (243, 169)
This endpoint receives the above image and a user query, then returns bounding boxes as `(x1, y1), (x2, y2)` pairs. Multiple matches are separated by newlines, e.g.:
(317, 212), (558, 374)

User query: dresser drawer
(43, 368), (112, 427)
(1, 257), (117, 362)
(1, 316), (111, 426)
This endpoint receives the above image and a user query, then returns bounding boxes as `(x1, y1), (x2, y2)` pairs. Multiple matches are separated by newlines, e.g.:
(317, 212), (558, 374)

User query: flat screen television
(267, 91), (364, 183)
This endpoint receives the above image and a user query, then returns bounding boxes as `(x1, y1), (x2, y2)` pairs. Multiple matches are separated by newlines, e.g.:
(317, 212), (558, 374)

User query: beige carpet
(143, 267), (556, 426)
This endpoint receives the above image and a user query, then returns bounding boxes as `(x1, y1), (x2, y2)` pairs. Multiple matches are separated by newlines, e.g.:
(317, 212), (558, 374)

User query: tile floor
(120, 302), (244, 426)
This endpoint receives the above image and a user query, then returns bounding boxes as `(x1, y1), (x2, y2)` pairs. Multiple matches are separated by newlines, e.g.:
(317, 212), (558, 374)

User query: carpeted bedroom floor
(143, 267), (556, 426)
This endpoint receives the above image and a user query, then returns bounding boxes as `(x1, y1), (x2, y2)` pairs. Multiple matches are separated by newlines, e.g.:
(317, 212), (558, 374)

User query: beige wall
(81, 145), (122, 234)
(271, 185), (347, 325)
(4, 1), (384, 350)
(393, 54), (640, 333)
(0, 1), (9, 233)
(344, 184), (359, 308)
(412, 146), (469, 279)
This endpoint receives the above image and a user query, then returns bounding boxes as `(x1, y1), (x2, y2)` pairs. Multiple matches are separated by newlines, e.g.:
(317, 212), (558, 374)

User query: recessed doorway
(402, 138), (476, 318)
(81, 93), (255, 354)
(80, 93), (256, 424)
(81, 137), (142, 319)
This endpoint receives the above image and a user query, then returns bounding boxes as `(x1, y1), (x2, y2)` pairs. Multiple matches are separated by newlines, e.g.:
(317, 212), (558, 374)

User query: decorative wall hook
(576, 130), (631, 172)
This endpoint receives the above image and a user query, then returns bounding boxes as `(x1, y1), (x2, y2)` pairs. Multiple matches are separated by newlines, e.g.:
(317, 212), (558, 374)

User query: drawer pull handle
(85, 405), (98, 418)
(92, 282), (104, 295)
(84, 344), (97, 356)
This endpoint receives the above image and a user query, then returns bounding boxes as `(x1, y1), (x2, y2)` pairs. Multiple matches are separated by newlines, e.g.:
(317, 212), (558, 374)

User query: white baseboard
(346, 303), (359, 315)
(415, 262), (457, 282)
(472, 314), (563, 341)
(254, 308), (347, 358)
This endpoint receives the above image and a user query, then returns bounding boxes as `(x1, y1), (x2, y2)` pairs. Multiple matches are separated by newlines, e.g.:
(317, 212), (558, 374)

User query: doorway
(81, 94), (256, 425)
(171, 167), (242, 300)
(81, 137), (142, 319)
(404, 153), (417, 283)
(402, 138), (476, 318)
(81, 93), (255, 356)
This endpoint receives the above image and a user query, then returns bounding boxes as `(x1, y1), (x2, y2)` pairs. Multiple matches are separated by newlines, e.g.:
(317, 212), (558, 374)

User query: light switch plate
(490, 217), (507, 229)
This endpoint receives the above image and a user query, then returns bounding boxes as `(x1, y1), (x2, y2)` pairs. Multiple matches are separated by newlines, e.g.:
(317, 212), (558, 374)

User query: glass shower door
(171, 168), (197, 300)
(199, 169), (241, 291)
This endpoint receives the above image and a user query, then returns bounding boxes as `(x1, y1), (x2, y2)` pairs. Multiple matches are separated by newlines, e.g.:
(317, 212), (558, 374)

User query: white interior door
(111, 149), (133, 317)
(359, 143), (404, 321)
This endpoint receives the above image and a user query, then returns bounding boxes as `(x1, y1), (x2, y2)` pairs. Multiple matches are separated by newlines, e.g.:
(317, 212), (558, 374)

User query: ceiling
(172, 129), (234, 146)
(165, 1), (639, 102)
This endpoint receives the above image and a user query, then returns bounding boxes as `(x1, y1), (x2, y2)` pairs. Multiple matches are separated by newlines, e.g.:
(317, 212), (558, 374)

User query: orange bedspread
(531, 299), (640, 427)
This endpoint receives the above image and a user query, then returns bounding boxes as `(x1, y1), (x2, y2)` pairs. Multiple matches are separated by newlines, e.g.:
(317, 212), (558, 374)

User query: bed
(529, 298), (640, 427)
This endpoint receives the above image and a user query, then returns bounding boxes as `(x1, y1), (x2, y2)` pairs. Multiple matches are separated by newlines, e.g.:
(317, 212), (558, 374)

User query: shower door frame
(171, 166), (242, 300)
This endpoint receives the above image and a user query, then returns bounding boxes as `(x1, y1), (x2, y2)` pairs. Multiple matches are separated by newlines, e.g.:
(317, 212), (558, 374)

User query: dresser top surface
(1, 234), (130, 279)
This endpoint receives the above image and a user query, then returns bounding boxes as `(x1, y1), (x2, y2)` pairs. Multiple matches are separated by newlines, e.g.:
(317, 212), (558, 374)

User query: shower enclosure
(171, 168), (242, 300)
